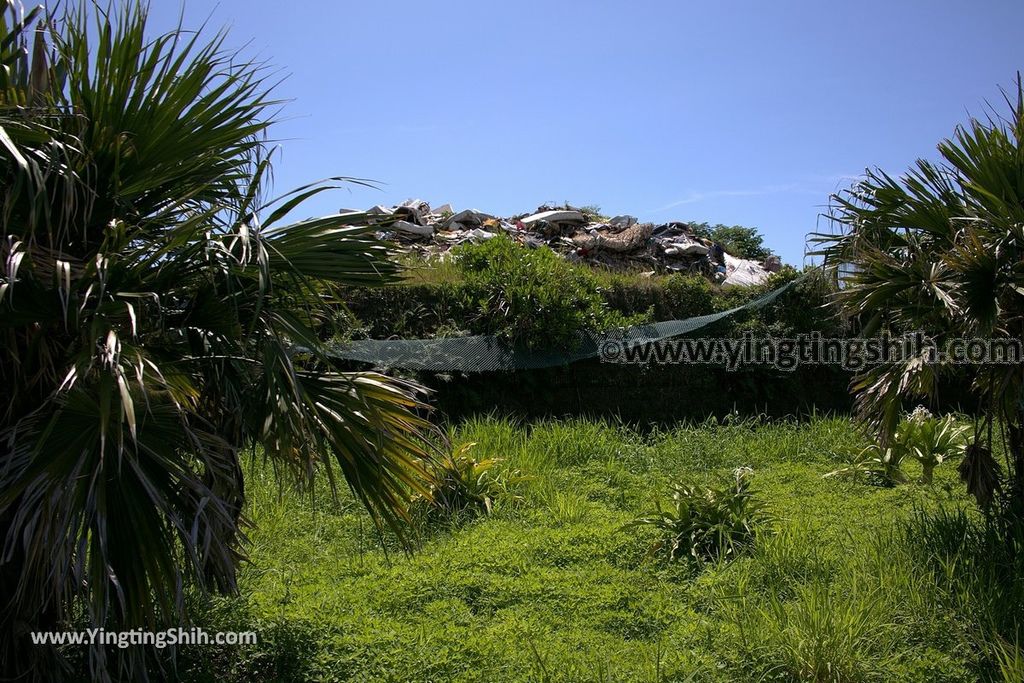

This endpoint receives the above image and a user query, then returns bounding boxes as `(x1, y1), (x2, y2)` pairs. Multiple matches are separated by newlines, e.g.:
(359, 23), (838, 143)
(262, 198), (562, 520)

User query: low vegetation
(346, 240), (837, 345)
(626, 467), (770, 563)
(827, 406), (971, 486)
(170, 415), (1022, 682)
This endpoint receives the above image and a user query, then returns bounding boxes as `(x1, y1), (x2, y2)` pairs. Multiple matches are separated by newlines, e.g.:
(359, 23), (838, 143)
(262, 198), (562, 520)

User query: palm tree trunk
(1007, 419), (1024, 527)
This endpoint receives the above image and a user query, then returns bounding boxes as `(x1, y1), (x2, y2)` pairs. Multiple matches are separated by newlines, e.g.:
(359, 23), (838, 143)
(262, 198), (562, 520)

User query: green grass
(179, 416), (1021, 682)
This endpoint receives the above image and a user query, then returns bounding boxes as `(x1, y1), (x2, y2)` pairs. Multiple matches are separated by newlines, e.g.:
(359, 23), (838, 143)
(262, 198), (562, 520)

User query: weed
(414, 442), (528, 522)
(626, 467), (770, 563)
(826, 408), (968, 485)
(750, 581), (894, 682)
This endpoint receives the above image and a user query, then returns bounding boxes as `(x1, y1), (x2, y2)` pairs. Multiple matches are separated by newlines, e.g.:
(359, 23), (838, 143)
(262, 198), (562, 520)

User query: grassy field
(182, 416), (1022, 682)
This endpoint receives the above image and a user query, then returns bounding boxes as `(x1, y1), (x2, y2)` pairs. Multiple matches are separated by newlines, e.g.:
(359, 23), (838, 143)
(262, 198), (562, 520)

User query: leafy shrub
(661, 273), (718, 319)
(451, 235), (645, 348)
(828, 441), (911, 486)
(414, 442), (526, 521)
(689, 222), (772, 261)
(900, 407), (970, 483)
(626, 467), (769, 562)
(827, 407), (968, 485)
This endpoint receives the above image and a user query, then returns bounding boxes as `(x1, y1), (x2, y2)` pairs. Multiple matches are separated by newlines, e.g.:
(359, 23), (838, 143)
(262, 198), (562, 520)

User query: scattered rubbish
(572, 222), (653, 253)
(465, 228), (495, 242)
(339, 200), (777, 287)
(444, 208), (495, 230)
(392, 220), (434, 238)
(609, 215), (637, 230)
(520, 209), (587, 227)
(722, 253), (771, 288)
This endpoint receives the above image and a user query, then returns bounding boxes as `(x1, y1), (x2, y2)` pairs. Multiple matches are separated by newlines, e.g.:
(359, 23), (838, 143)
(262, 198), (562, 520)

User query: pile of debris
(338, 200), (782, 288)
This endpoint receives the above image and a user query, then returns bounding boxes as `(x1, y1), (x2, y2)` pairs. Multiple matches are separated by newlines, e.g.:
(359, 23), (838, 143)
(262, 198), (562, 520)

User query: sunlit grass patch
(183, 416), (1013, 682)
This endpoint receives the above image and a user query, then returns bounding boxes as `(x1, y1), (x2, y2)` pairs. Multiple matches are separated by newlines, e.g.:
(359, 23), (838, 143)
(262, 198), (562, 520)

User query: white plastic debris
(722, 253), (771, 288)
(399, 198), (431, 212)
(468, 228), (495, 241)
(520, 210), (586, 227)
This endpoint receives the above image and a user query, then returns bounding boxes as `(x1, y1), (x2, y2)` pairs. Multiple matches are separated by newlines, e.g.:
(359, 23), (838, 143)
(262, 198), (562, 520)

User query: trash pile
(338, 200), (782, 288)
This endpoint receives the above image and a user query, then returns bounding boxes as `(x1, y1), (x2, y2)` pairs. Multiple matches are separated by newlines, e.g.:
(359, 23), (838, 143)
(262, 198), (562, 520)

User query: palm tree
(816, 76), (1024, 526)
(0, 2), (434, 679)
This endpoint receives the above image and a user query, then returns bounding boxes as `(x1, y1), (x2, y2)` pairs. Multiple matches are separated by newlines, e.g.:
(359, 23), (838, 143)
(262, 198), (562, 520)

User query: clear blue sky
(148, 1), (1023, 265)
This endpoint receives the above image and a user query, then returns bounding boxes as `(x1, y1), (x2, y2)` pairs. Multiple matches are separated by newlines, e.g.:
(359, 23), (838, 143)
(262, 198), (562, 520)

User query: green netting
(327, 274), (807, 372)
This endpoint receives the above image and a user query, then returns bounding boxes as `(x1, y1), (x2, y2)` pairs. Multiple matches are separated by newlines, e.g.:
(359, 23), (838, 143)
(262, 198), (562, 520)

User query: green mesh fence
(327, 274), (808, 372)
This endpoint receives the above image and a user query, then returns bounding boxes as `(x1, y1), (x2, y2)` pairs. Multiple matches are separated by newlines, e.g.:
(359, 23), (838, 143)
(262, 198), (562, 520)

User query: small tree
(690, 223), (772, 261)
(816, 76), (1024, 526)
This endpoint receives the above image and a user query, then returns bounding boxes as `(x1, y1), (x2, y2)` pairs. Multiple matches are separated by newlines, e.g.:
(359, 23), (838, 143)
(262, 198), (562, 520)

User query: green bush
(661, 273), (718, 319)
(626, 467), (769, 563)
(450, 235), (646, 348)
(689, 223), (772, 261)
(826, 407), (968, 485)
(413, 442), (527, 522)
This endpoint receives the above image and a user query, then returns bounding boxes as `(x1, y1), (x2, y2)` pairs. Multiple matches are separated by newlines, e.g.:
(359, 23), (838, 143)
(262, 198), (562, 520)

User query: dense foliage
(817, 75), (1024, 526)
(450, 234), (647, 348)
(0, 4), (433, 679)
(348, 248), (836, 343)
(339, 255), (850, 422)
(690, 222), (773, 261)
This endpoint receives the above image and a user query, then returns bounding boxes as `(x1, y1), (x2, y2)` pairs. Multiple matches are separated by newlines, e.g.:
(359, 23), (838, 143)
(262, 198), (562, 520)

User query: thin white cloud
(647, 174), (863, 214)
(647, 184), (803, 213)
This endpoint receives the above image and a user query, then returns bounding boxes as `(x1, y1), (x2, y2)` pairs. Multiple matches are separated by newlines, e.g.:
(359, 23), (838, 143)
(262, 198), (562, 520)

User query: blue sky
(148, 1), (1023, 265)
